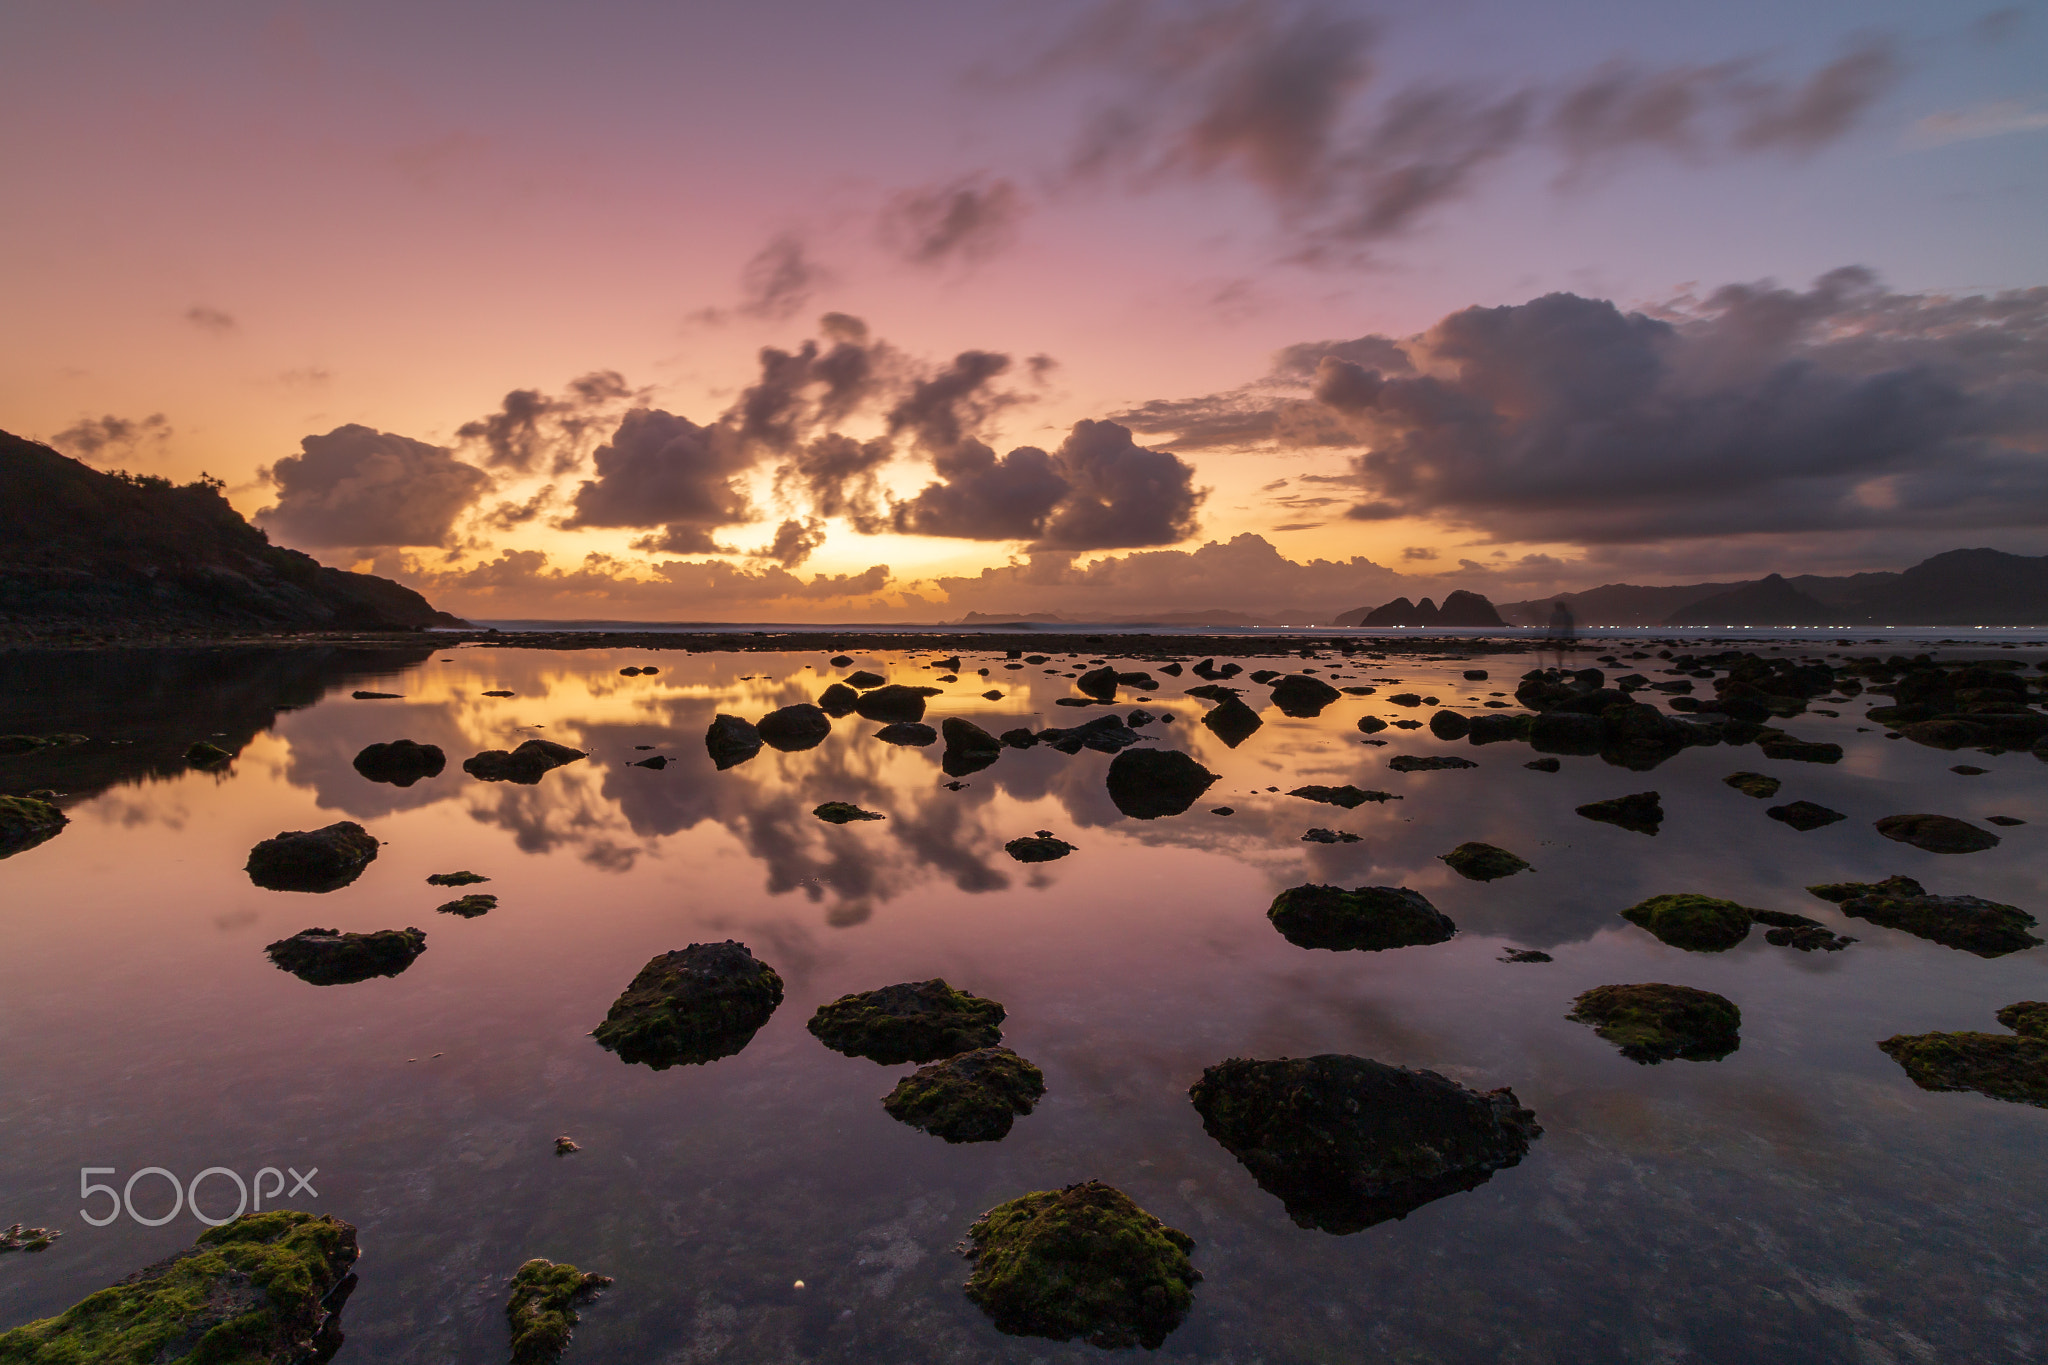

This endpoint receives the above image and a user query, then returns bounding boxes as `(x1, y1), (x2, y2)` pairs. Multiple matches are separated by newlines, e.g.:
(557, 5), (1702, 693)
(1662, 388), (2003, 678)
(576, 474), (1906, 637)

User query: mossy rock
(813, 801), (884, 824)
(265, 926), (426, 985)
(1189, 1054), (1540, 1234)
(1837, 889), (2040, 958)
(809, 979), (1004, 1064)
(1005, 835), (1075, 863)
(1620, 894), (1753, 952)
(1570, 983), (1742, 1063)
(962, 1181), (1199, 1350)
(1807, 875), (1925, 904)
(1268, 884), (1455, 952)
(1723, 771), (1780, 799)
(0, 795), (67, 860)
(436, 894), (496, 918)
(506, 1258), (611, 1365)
(245, 821), (379, 892)
(1575, 791), (1663, 835)
(592, 941), (783, 1069)
(1440, 842), (1531, 882)
(426, 870), (489, 886)
(882, 1047), (1046, 1142)
(0, 1210), (358, 1364)
(1997, 1001), (2048, 1038)
(1880, 1008), (2048, 1107)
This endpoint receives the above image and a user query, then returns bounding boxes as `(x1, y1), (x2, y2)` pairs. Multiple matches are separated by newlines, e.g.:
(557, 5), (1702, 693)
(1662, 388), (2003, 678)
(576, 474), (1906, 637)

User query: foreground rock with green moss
(244, 821), (379, 892)
(1878, 1001), (2048, 1107)
(808, 979), (1004, 1064)
(1440, 842), (1531, 881)
(593, 941), (783, 1069)
(1620, 894), (1754, 952)
(1569, 984), (1742, 1063)
(265, 926), (426, 985)
(506, 1258), (611, 1365)
(0, 795), (66, 860)
(883, 1047), (1045, 1142)
(0, 1210), (357, 1364)
(962, 1181), (1199, 1349)
(1807, 876), (2040, 957)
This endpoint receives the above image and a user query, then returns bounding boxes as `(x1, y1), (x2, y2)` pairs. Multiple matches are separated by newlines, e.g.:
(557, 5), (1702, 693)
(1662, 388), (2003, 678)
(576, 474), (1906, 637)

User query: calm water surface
(1, 642), (2044, 1363)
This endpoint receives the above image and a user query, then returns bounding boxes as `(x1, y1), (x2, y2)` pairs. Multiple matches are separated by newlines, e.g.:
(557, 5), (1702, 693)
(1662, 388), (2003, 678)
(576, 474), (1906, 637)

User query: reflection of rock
(873, 721), (937, 746)
(1879, 1002), (2048, 1107)
(1189, 1054), (1539, 1235)
(591, 941), (784, 1069)
(1269, 674), (1342, 717)
(1620, 893), (1753, 951)
(1440, 842), (1530, 881)
(1288, 784), (1396, 808)
(506, 1258), (612, 1365)
(463, 739), (587, 784)
(350, 739), (445, 786)
(807, 978), (1005, 1064)
(1809, 876), (2041, 957)
(1006, 834), (1075, 862)
(1105, 748), (1218, 818)
(1268, 883), (1455, 951)
(853, 685), (940, 723)
(1723, 771), (1780, 798)
(246, 821), (380, 891)
(1874, 813), (2000, 854)
(756, 704), (831, 751)
(0, 794), (66, 860)
(704, 714), (763, 769)
(883, 1046), (1046, 1142)
(1569, 983), (1741, 1063)
(962, 1181), (1198, 1350)
(1576, 791), (1663, 835)
(1766, 800), (1845, 831)
(265, 926), (426, 984)
(814, 801), (885, 823)
(0, 1210), (359, 1363)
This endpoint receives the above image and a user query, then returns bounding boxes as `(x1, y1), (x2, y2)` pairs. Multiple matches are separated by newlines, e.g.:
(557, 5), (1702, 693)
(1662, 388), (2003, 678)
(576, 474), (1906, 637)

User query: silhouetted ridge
(1663, 575), (1834, 626)
(1337, 589), (1505, 628)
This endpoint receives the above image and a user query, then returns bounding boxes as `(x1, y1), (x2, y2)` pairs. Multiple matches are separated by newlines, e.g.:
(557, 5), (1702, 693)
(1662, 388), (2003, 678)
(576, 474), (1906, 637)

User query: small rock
(874, 721), (938, 746)
(883, 1046), (1046, 1142)
(1289, 784), (1398, 808)
(1440, 842), (1531, 881)
(1620, 893), (1753, 952)
(1766, 800), (1845, 831)
(1201, 695), (1264, 748)
(1874, 813), (2001, 854)
(1523, 757), (1561, 772)
(853, 684), (940, 724)
(1723, 771), (1780, 799)
(1576, 791), (1663, 835)
(351, 690), (402, 699)
(482, 689), (515, 697)
(756, 704), (832, 751)
(185, 740), (233, 769)
(705, 714), (764, 769)
(1951, 764), (1988, 775)
(1006, 835), (1076, 862)
(817, 682), (860, 716)
(1388, 754), (1477, 772)
(814, 801), (885, 824)
(437, 894), (496, 918)
(1302, 828), (1361, 843)
(1499, 948), (1552, 963)
(1987, 815), (2026, 826)
(1105, 748), (1219, 818)
(353, 739), (445, 786)
(631, 754), (668, 769)
(1812, 877), (2040, 957)
(1758, 738), (1843, 763)
(1269, 674), (1342, 717)
(426, 870), (489, 886)
(1211, 806), (1234, 815)
(1569, 983), (1741, 1063)
(0, 795), (67, 860)
(463, 739), (587, 784)
(266, 926), (426, 985)
(1356, 715), (1388, 735)
(553, 1136), (580, 1155)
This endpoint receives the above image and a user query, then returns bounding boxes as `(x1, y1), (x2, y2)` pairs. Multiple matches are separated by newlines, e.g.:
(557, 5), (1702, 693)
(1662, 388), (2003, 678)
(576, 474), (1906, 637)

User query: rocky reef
(882, 1046), (1046, 1142)
(1569, 983), (1742, 1063)
(245, 821), (379, 892)
(591, 941), (784, 1069)
(1268, 884), (1456, 951)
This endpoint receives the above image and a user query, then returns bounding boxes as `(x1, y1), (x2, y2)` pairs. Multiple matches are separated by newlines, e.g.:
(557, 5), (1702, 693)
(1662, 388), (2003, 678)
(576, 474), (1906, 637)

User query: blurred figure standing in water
(1546, 601), (1576, 644)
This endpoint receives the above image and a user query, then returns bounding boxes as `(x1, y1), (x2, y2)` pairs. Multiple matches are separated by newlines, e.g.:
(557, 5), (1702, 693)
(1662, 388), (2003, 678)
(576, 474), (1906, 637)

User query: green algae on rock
(0, 1210), (358, 1364)
(245, 821), (380, 892)
(592, 941), (783, 1069)
(0, 1224), (59, 1254)
(436, 894), (496, 918)
(1879, 1004), (2048, 1108)
(1723, 771), (1781, 799)
(962, 1181), (1199, 1350)
(1621, 893), (1755, 952)
(0, 794), (67, 860)
(1576, 791), (1663, 835)
(1997, 1001), (2048, 1038)
(1818, 879), (2040, 957)
(882, 1046), (1046, 1142)
(426, 870), (489, 886)
(1004, 834), (1075, 863)
(265, 926), (427, 985)
(1569, 983), (1742, 1063)
(506, 1257), (612, 1365)
(808, 978), (1005, 1064)
(1440, 842), (1531, 881)
(813, 801), (885, 824)
(1748, 908), (1855, 952)
(1268, 883), (1456, 952)
(1189, 1054), (1541, 1235)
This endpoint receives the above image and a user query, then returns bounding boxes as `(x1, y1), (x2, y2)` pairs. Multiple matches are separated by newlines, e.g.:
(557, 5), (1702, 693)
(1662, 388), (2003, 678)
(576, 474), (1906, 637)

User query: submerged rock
(756, 704), (832, 752)
(246, 821), (380, 892)
(592, 941), (784, 1069)
(814, 801), (885, 824)
(266, 926), (426, 985)
(1874, 813), (2001, 854)
(962, 1181), (1198, 1350)
(1269, 674), (1342, 717)
(506, 1258), (612, 1365)
(1575, 791), (1663, 835)
(1879, 1002), (2048, 1107)
(1723, 771), (1780, 799)
(426, 870), (489, 886)
(0, 1210), (358, 1364)
(1620, 893), (1754, 952)
(808, 979), (1005, 1064)
(1749, 908), (1855, 951)
(463, 739), (587, 784)
(1105, 748), (1219, 819)
(873, 721), (938, 746)
(1767, 800), (1846, 831)
(1288, 784), (1396, 808)
(1813, 878), (2041, 957)
(436, 894), (496, 918)
(1189, 1055), (1540, 1235)
(1440, 842), (1531, 881)
(0, 794), (67, 860)
(1268, 883), (1456, 951)
(883, 1047), (1046, 1142)
(1389, 754), (1477, 773)
(1202, 695), (1264, 747)
(1569, 983), (1741, 1063)
(704, 714), (764, 769)
(1005, 835), (1076, 862)
(351, 739), (444, 786)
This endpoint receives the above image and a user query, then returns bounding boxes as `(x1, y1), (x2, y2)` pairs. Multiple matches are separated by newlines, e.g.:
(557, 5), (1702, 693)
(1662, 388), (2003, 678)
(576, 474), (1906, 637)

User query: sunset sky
(3, 0), (2045, 621)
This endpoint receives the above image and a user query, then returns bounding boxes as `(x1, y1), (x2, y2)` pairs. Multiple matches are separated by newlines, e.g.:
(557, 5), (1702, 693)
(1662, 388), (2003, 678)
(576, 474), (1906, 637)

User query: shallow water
(1, 641), (2044, 1364)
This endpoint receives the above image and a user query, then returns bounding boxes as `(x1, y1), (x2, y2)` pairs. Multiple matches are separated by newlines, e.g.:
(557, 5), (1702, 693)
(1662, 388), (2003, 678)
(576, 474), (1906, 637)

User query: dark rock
(507, 1258), (612, 1365)
(482, 689), (515, 697)
(807, 979), (1004, 1064)
(1530, 711), (1604, 754)
(1427, 710), (1470, 740)
(961, 1181), (1198, 1350)
(1576, 791), (1663, 835)
(1825, 882), (2041, 957)
(1874, 813), (2000, 854)
(853, 684), (940, 723)
(1880, 1002), (2048, 1107)
(1723, 771), (1780, 798)
(1466, 713), (1532, 744)
(592, 940), (783, 1068)
(1105, 748), (1219, 818)
(883, 1047), (1045, 1142)
(1126, 709), (1154, 726)
(463, 739), (587, 783)
(942, 717), (1002, 756)
(0, 1210), (359, 1363)
(1006, 835), (1075, 862)
(1076, 665), (1120, 700)
(1302, 828), (1361, 843)
(1268, 883), (1455, 951)
(704, 713), (764, 769)
(352, 739), (444, 786)
(813, 801), (885, 823)
(1185, 683), (1239, 701)
(1569, 984), (1741, 1063)
(436, 894), (496, 918)
(1767, 800), (1845, 831)
(1463, 669), (1489, 680)
(1388, 754), (1477, 772)
(618, 667), (641, 676)
(999, 728), (1039, 749)
(1499, 948), (1552, 963)
(1749, 908), (1855, 951)
(756, 703), (832, 751)
(351, 690), (402, 700)
(1041, 714), (1145, 754)
(1211, 806), (1234, 815)
(981, 689), (1004, 700)
(1270, 674), (1342, 717)
(0, 794), (67, 860)
(874, 721), (938, 746)
(1524, 757), (1561, 772)
(829, 654), (852, 667)
(843, 670), (887, 689)
(1202, 696), (1264, 747)
(817, 682), (860, 716)
(1988, 815), (2027, 826)
(1806, 875), (1926, 904)
(266, 926), (425, 984)
(1356, 715), (1388, 735)
(1440, 842), (1530, 881)
(1758, 737), (1843, 763)
(185, 740), (233, 768)
(246, 821), (380, 891)
(632, 754), (668, 769)
(426, 870), (489, 886)
(1189, 1054), (1538, 1234)
(1620, 893), (1753, 951)
(1289, 784), (1397, 808)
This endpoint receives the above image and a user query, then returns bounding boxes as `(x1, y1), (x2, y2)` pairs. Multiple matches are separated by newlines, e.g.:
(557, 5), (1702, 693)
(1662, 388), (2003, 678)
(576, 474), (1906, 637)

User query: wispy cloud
(1906, 97), (2048, 148)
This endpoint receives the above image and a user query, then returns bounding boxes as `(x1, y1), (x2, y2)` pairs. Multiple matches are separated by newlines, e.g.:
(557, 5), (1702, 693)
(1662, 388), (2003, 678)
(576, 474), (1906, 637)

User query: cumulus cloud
(1112, 333), (1411, 448)
(751, 516), (828, 568)
(184, 305), (236, 333)
(892, 442), (1070, 540)
(52, 412), (171, 461)
(408, 547), (894, 617)
(880, 174), (1029, 266)
(886, 350), (1017, 456)
(777, 433), (892, 533)
(562, 408), (756, 549)
(257, 425), (492, 548)
(457, 370), (642, 475)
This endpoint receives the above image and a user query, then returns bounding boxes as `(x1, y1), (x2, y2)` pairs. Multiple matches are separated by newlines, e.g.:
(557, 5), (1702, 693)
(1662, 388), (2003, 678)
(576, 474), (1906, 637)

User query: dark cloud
(881, 174), (1028, 266)
(737, 234), (828, 320)
(483, 484), (557, 530)
(1401, 545), (1438, 561)
(751, 516), (827, 568)
(52, 412), (171, 461)
(561, 408), (755, 549)
(1110, 333), (1404, 449)
(457, 370), (641, 476)
(777, 433), (892, 532)
(892, 442), (1069, 540)
(184, 305), (235, 333)
(730, 327), (893, 455)
(886, 350), (1016, 456)
(411, 547), (894, 614)
(257, 425), (491, 548)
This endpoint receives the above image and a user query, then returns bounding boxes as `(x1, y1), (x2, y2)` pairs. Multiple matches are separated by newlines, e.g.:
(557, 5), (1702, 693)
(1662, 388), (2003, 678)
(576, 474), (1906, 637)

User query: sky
(2, 0), (2045, 622)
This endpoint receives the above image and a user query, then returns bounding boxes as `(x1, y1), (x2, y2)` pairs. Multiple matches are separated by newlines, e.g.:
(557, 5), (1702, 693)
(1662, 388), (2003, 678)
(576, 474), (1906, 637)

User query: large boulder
(1105, 748), (1218, 818)
(1267, 884), (1455, 951)
(245, 821), (380, 891)
(463, 739), (587, 783)
(1189, 1054), (1539, 1234)
(0, 794), (66, 860)
(756, 703), (831, 751)
(265, 926), (426, 985)
(591, 941), (784, 1069)
(1569, 984), (1742, 1063)
(961, 1181), (1199, 1350)
(882, 1047), (1046, 1143)
(807, 979), (1004, 1064)
(351, 739), (445, 786)
(0, 1211), (358, 1363)
(1620, 893), (1754, 952)
(704, 714), (763, 769)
